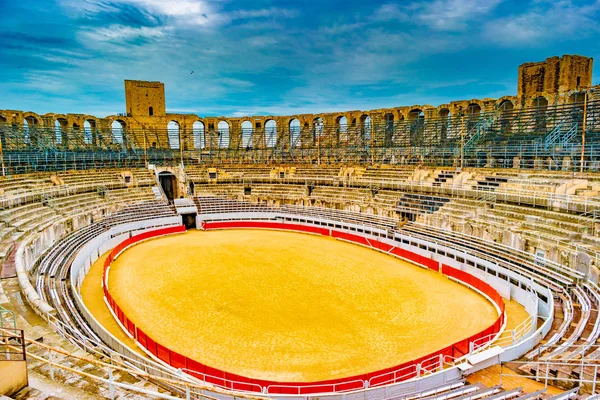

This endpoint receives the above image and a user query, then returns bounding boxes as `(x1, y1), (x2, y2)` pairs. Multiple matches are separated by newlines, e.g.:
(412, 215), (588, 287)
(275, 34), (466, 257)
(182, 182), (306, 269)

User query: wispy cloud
(0, 0), (598, 117)
(483, 0), (600, 46)
(373, 0), (503, 31)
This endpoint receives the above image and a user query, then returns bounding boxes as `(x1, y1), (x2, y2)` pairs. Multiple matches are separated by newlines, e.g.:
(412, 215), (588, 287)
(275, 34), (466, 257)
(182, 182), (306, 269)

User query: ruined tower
(124, 80), (166, 117)
(517, 55), (593, 106)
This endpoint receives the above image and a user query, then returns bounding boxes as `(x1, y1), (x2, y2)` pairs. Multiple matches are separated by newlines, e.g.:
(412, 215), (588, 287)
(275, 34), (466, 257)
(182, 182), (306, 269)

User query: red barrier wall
(103, 222), (505, 395)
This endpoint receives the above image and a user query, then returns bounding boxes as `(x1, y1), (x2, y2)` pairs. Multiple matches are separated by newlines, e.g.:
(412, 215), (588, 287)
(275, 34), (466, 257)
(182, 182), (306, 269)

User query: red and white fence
(102, 221), (505, 395)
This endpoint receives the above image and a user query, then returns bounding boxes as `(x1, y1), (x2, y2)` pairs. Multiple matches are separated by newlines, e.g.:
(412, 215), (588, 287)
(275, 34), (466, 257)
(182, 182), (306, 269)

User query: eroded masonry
(0, 54), (599, 170)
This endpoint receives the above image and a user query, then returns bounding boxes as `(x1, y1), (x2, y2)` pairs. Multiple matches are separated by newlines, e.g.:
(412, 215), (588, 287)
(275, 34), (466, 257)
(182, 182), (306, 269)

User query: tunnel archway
(158, 171), (177, 201)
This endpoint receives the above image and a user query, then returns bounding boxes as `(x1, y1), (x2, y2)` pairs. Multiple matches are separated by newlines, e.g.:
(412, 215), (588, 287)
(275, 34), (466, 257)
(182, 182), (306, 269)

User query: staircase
(464, 113), (497, 149)
(544, 123), (579, 149)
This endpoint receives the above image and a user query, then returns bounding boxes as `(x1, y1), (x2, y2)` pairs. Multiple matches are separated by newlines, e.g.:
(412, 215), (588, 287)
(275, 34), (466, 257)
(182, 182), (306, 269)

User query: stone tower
(124, 80), (166, 117)
(517, 55), (593, 106)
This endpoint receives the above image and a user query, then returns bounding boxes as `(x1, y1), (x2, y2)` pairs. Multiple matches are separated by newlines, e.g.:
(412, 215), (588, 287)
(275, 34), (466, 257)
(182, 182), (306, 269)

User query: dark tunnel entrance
(158, 171), (176, 201)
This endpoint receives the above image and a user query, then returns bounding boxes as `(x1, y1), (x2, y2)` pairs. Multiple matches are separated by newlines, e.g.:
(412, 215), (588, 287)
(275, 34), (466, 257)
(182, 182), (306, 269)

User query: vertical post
(460, 115), (465, 169)
(580, 91), (588, 173)
(143, 131), (147, 167)
(109, 368), (115, 399)
(371, 122), (374, 164)
(317, 126), (321, 165)
(0, 131), (5, 176)
(179, 126), (184, 168)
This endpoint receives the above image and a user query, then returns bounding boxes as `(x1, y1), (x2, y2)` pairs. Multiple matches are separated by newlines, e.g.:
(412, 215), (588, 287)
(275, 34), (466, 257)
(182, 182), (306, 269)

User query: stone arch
(408, 109), (424, 146)
(218, 120), (230, 148)
(289, 118), (301, 147)
(193, 120), (206, 149)
(384, 113), (395, 146)
(408, 108), (423, 120)
(83, 120), (94, 144)
(336, 116), (348, 144)
(0, 113), (6, 123)
(241, 120), (253, 148)
(265, 119), (277, 148)
(533, 96), (548, 131)
(313, 117), (324, 141)
(569, 92), (586, 104)
(438, 108), (451, 143)
(467, 103), (481, 115)
(55, 116), (69, 145)
(111, 120), (126, 144)
(167, 121), (180, 149)
(568, 92), (586, 127)
(498, 100), (514, 135)
(498, 99), (514, 111)
(360, 114), (372, 141)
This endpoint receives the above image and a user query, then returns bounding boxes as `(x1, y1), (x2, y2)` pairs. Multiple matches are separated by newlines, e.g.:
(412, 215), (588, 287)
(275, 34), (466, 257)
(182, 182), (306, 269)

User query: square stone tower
(124, 80), (166, 117)
(517, 55), (593, 105)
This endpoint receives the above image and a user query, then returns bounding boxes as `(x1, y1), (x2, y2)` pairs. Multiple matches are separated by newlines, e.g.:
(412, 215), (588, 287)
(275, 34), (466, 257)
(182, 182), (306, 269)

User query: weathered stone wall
(517, 54), (593, 106)
(124, 80), (166, 117)
(0, 54), (594, 150)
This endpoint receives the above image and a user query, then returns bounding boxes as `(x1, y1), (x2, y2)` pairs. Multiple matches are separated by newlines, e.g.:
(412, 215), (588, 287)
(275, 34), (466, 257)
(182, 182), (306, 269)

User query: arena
(0, 53), (599, 400)
(90, 229), (499, 382)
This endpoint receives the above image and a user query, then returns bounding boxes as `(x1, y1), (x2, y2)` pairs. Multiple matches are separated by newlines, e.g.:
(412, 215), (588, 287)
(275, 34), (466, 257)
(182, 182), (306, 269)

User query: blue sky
(1, 0), (600, 117)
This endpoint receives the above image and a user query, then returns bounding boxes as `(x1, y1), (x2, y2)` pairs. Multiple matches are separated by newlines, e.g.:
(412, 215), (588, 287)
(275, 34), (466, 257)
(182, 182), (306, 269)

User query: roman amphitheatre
(0, 54), (599, 400)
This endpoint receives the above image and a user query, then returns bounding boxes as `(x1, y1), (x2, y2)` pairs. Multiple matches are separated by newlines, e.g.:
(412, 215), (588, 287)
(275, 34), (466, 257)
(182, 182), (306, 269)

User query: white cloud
(483, 1), (600, 46)
(374, 0), (503, 32)
(82, 25), (168, 42)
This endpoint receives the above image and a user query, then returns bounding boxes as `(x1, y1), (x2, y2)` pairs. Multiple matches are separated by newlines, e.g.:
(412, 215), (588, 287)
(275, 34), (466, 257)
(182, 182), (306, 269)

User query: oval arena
(1, 54), (600, 399)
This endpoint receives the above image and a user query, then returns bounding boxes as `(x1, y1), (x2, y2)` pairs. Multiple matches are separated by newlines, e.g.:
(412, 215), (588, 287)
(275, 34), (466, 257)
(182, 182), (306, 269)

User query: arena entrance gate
(158, 171), (177, 201)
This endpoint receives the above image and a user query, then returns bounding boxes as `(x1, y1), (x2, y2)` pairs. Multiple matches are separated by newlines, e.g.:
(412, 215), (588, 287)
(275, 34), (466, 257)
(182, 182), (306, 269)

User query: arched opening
(466, 103), (481, 131)
(289, 119), (300, 147)
(384, 113), (394, 146)
(158, 171), (177, 201)
(568, 92), (586, 127)
(439, 109), (450, 143)
(193, 121), (205, 149)
(337, 116), (347, 144)
(265, 119), (277, 148)
(534, 96), (548, 132)
(241, 121), (253, 149)
(167, 121), (180, 149)
(111, 120), (125, 144)
(498, 100), (514, 134)
(0, 115), (6, 123)
(569, 92), (586, 104)
(218, 121), (230, 148)
(408, 109), (424, 146)
(408, 109), (422, 120)
(467, 103), (481, 115)
(23, 119), (30, 145)
(499, 100), (514, 112)
(55, 118), (68, 145)
(83, 120), (94, 144)
(149, 106), (154, 116)
(360, 115), (372, 141)
(313, 117), (324, 141)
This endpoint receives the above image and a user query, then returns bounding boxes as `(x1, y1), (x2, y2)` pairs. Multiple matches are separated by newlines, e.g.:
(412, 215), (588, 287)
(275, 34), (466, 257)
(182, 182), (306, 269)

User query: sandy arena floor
(103, 229), (498, 382)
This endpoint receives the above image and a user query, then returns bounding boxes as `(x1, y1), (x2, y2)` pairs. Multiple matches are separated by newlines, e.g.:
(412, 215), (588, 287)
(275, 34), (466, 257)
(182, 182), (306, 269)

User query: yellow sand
(107, 229), (498, 382)
(80, 252), (145, 356)
(504, 300), (532, 332)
